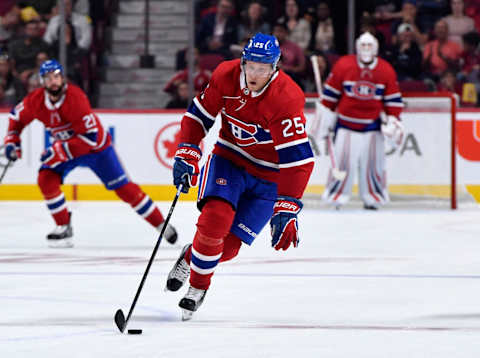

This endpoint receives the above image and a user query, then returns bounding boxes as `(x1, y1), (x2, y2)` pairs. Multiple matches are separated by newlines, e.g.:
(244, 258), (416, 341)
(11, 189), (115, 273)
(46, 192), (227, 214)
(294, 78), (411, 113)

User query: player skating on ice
(3, 59), (178, 248)
(165, 33), (314, 320)
(317, 32), (405, 210)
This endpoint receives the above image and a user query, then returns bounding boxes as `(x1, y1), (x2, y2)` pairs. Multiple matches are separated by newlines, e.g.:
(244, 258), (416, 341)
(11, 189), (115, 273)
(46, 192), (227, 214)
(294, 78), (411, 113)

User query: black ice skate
(363, 204), (378, 210)
(158, 222), (178, 245)
(165, 243), (191, 292)
(179, 285), (207, 321)
(46, 213), (73, 248)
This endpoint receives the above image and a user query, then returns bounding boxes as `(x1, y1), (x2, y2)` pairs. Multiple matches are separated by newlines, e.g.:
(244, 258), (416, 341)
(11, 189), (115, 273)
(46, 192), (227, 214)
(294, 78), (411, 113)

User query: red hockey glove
(40, 141), (71, 168)
(173, 143), (202, 193)
(4, 133), (21, 161)
(270, 196), (303, 251)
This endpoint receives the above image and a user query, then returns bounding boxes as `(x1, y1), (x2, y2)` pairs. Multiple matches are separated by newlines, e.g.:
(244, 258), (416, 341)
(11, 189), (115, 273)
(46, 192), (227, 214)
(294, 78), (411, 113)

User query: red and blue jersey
(321, 55), (403, 132)
(7, 83), (110, 159)
(179, 59), (314, 199)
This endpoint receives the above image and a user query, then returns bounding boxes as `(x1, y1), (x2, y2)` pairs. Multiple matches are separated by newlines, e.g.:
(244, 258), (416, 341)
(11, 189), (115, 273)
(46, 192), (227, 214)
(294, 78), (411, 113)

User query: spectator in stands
(423, 19), (462, 80)
(272, 21), (306, 89)
(458, 31), (480, 83)
(312, 51), (331, 83)
(386, 23), (422, 80)
(165, 81), (189, 109)
(8, 18), (50, 85)
(391, 0), (428, 46)
(416, 0), (449, 34)
(464, 0), (480, 32)
(0, 53), (23, 107)
(43, 0), (92, 52)
(278, 0), (311, 51)
(196, 0), (238, 58)
(437, 68), (464, 96)
(372, 0), (402, 45)
(164, 48), (211, 98)
(237, 1), (270, 43)
(25, 71), (41, 94)
(443, 0), (475, 48)
(0, 4), (20, 51)
(50, 21), (85, 88)
(311, 2), (335, 54)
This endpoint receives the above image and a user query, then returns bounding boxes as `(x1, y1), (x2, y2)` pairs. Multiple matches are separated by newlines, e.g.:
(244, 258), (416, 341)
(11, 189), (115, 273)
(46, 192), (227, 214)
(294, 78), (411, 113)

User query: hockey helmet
(242, 33), (281, 70)
(355, 32), (379, 64)
(39, 59), (64, 80)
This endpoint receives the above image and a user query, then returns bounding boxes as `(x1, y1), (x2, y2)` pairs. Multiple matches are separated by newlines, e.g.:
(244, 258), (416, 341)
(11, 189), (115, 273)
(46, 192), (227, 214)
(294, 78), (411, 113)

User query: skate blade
(181, 308), (193, 321)
(48, 238), (74, 248)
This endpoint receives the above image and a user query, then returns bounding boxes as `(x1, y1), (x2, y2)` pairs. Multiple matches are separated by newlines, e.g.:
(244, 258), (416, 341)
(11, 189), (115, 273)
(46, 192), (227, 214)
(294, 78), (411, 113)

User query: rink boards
(0, 109), (479, 202)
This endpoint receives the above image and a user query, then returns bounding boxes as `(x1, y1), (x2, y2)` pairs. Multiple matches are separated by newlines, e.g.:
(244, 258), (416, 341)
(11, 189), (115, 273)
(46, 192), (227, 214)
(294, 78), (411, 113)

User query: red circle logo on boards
(154, 122), (204, 169)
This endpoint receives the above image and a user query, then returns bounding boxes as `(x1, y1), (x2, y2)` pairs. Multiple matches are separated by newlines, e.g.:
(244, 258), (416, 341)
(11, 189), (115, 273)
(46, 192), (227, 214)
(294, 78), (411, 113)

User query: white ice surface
(1, 201), (480, 358)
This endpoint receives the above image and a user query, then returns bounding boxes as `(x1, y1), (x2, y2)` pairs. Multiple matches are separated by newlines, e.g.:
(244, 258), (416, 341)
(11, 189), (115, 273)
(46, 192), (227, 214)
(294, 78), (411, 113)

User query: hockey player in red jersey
(3, 60), (178, 248)
(317, 32), (405, 209)
(165, 33), (314, 320)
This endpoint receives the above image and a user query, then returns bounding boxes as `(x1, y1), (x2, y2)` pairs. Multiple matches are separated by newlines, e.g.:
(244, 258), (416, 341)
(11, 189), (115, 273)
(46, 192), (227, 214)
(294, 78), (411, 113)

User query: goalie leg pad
(358, 132), (389, 207)
(38, 169), (69, 225)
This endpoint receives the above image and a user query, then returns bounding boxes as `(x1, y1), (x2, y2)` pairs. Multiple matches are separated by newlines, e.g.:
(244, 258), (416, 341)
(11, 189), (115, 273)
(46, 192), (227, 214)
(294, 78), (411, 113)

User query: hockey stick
(114, 183), (184, 333)
(0, 160), (12, 184)
(310, 55), (346, 181)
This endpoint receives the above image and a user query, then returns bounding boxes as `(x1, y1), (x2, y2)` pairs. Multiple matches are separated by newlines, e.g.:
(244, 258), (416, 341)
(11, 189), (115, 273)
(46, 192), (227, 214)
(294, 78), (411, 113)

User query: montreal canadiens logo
(154, 122), (204, 169)
(216, 178), (227, 185)
(352, 81), (376, 100)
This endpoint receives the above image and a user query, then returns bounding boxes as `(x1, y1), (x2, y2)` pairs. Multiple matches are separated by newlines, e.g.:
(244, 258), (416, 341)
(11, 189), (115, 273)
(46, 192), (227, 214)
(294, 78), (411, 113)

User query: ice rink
(1, 200), (480, 358)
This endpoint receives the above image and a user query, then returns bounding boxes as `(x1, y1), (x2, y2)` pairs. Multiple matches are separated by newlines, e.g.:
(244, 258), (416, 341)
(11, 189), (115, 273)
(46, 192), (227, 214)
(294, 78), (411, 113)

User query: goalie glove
(381, 115), (404, 147)
(40, 141), (71, 168)
(317, 104), (337, 140)
(270, 196), (303, 251)
(173, 143), (202, 193)
(4, 133), (21, 161)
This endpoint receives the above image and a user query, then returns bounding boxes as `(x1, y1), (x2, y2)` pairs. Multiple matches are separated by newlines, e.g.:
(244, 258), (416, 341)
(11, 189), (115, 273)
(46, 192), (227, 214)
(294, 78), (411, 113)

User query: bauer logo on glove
(270, 196), (303, 251)
(173, 143), (202, 193)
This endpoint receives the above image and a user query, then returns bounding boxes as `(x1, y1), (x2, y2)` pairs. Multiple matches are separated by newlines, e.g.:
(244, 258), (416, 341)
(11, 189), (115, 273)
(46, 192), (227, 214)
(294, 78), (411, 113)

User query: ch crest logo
(223, 111), (258, 146)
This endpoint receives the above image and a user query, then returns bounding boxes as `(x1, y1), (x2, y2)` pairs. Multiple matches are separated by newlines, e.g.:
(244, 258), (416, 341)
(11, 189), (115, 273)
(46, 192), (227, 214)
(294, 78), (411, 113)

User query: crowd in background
(166, 0), (480, 108)
(1, 0), (480, 109)
(0, 0), (110, 108)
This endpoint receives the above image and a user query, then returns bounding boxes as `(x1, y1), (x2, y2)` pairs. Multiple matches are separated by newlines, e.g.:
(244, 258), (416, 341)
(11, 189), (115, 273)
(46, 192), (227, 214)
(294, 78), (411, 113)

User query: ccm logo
(176, 148), (201, 160)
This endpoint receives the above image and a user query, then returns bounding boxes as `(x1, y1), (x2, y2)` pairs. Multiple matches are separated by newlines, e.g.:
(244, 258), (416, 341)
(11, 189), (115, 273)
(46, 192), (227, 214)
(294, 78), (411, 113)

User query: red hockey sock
(189, 199), (235, 290)
(38, 169), (69, 225)
(115, 182), (165, 227)
(184, 232), (242, 265)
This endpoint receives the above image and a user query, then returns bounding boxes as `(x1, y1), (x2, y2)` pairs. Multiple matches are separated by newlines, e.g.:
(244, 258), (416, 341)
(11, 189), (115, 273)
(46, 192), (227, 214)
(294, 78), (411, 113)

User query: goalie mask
(355, 32), (379, 64)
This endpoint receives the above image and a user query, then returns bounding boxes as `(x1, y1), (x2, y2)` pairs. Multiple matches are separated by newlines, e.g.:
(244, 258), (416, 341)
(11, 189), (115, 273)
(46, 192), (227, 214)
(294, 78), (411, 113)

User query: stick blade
(114, 309), (126, 333)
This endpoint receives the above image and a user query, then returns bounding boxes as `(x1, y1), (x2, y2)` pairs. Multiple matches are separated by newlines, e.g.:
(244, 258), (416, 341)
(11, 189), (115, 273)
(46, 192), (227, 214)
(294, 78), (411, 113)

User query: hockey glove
(173, 143), (202, 193)
(270, 196), (303, 251)
(40, 141), (71, 168)
(4, 133), (21, 161)
(317, 104), (337, 139)
(381, 115), (404, 148)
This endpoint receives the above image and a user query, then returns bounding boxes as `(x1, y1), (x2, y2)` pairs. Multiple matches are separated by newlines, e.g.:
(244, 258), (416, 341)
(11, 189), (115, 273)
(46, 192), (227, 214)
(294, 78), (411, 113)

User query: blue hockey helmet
(39, 59), (64, 79)
(242, 33), (281, 69)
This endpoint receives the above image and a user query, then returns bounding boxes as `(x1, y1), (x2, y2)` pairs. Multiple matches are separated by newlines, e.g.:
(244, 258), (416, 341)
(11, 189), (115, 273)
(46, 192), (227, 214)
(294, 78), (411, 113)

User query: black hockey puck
(127, 329), (143, 335)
